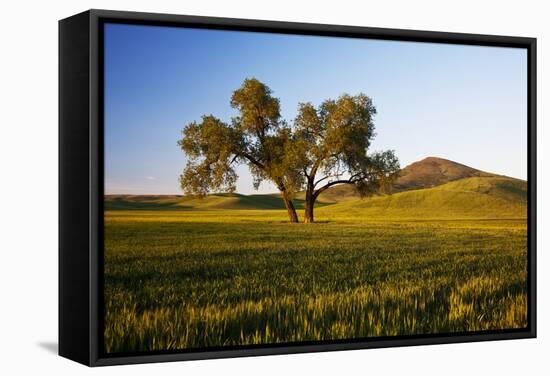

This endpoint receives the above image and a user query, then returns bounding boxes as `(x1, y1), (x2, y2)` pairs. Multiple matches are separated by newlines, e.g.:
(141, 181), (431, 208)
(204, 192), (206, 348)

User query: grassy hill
(305, 156), (498, 200)
(105, 157), (526, 219)
(105, 192), (344, 210)
(294, 184), (361, 204)
(393, 156), (495, 191)
(105, 192), (343, 211)
(104, 193), (293, 211)
(318, 176), (527, 220)
(105, 176), (526, 220)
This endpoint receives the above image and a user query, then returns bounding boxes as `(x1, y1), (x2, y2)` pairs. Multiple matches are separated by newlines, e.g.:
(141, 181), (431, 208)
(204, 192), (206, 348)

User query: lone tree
(178, 78), (400, 223)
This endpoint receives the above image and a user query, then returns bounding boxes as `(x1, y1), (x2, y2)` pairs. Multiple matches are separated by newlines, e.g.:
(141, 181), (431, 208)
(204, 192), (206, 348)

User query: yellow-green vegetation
(103, 176), (527, 353)
(319, 176), (527, 220)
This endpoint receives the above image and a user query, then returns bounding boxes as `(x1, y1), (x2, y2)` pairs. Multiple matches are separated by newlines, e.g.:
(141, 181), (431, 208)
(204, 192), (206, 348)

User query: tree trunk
(304, 199), (314, 223)
(304, 181), (315, 223)
(281, 189), (299, 223)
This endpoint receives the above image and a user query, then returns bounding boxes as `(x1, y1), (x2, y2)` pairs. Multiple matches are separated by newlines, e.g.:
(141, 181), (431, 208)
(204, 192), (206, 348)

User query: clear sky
(104, 23), (527, 195)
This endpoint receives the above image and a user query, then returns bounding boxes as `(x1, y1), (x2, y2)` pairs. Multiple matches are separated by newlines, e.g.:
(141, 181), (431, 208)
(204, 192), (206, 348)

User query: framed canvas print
(59, 9), (536, 366)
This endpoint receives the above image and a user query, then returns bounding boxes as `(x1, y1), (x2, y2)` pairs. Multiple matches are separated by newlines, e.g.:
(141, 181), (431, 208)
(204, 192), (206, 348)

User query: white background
(0, 0), (547, 374)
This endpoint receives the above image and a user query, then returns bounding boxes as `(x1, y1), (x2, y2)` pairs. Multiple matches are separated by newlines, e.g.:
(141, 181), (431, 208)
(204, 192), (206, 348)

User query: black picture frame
(59, 9), (537, 367)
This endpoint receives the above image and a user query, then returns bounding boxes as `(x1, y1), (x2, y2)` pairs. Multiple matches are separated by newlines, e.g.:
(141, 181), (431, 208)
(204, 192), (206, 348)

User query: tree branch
(314, 174), (343, 187)
(308, 152), (341, 182)
(303, 167), (310, 180)
(308, 158), (322, 180)
(313, 178), (356, 200)
(314, 175), (331, 187)
(241, 152), (265, 170)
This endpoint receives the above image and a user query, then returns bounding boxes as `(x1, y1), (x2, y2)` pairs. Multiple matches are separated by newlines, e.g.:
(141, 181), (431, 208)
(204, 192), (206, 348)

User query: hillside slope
(104, 192), (341, 211)
(314, 156), (498, 202)
(318, 176), (527, 220)
(105, 158), (525, 215)
(104, 193), (291, 211)
(394, 156), (495, 191)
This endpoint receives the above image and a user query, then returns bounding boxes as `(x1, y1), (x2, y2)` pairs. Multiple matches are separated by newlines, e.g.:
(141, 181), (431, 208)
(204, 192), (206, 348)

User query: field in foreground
(103, 209), (527, 353)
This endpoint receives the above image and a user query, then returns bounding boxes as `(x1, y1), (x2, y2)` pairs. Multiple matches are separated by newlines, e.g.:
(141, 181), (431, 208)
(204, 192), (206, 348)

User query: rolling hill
(104, 157), (526, 219)
(393, 156), (495, 191)
(294, 156), (498, 200)
(316, 156), (497, 199)
(104, 193), (293, 211)
(318, 176), (527, 219)
(104, 191), (344, 211)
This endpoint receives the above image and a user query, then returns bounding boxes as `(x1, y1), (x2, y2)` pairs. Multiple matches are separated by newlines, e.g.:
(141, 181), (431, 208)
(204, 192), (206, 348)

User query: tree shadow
(37, 341), (58, 354)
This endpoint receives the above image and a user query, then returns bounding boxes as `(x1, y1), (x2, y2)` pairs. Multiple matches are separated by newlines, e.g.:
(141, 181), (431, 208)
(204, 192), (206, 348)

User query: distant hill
(294, 184), (360, 204)
(105, 193), (289, 211)
(393, 156), (495, 191)
(317, 156), (497, 200)
(318, 176), (527, 220)
(104, 192), (342, 211)
(105, 157), (526, 217)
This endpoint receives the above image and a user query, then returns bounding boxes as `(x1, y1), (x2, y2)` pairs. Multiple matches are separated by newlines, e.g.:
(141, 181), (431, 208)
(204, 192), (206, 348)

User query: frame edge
(69, 8), (537, 366)
(59, 10), (93, 366)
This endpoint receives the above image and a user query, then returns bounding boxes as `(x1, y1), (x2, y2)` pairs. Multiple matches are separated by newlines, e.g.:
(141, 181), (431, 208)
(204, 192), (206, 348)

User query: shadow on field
(276, 220), (332, 224)
(37, 341), (58, 354)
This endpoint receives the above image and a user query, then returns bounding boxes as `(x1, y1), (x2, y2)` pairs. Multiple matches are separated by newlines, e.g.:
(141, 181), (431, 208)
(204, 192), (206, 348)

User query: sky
(104, 23), (527, 195)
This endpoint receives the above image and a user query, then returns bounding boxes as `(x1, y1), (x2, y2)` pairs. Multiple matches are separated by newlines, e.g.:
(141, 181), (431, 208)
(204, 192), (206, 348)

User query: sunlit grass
(103, 209), (527, 353)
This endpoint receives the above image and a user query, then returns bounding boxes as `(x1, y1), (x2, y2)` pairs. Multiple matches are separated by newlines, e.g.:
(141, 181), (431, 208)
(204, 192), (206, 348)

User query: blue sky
(104, 23), (527, 195)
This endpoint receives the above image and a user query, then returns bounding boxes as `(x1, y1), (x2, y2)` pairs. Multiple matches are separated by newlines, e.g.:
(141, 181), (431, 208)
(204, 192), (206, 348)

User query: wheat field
(103, 209), (527, 353)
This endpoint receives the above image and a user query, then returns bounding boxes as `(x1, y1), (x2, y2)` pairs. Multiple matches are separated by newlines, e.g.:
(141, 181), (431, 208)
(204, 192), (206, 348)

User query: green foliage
(178, 116), (238, 196)
(295, 94), (377, 169)
(229, 79), (302, 194)
(179, 78), (299, 196)
(294, 94), (400, 197)
(179, 78), (302, 221)
(230, 78), (281, 135)
(103, 210), (527, 352)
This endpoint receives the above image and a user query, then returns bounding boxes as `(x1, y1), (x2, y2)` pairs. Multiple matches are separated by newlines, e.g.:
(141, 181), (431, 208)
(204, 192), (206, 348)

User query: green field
(103, 176), (528, 353)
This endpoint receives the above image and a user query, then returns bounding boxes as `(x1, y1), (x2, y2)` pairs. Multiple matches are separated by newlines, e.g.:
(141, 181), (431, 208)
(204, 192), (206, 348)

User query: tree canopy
(178, 78), (400, 223)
